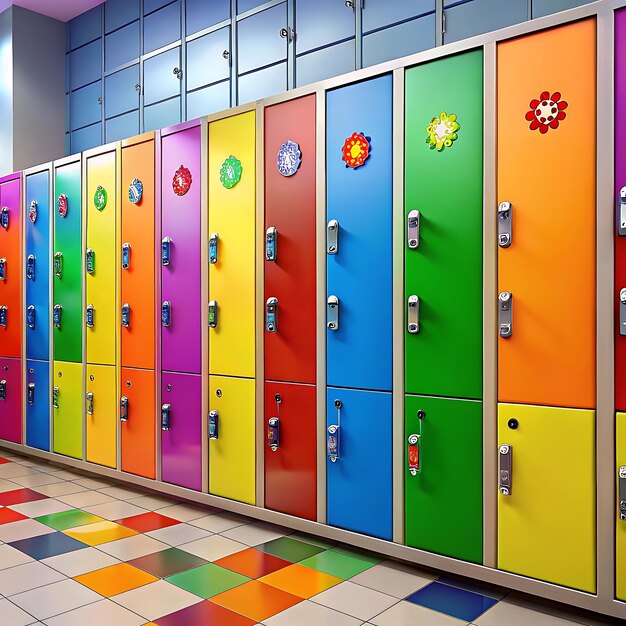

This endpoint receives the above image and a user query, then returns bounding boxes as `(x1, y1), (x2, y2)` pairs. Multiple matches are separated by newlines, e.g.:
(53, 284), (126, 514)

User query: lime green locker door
(85, 364), (117, 469)
(405, 395), (482, 563)
(53, 361), (83, 459)
(498, 403), (595, 592)
(405, 50), (483, 399)
(617, 412), (626, 600)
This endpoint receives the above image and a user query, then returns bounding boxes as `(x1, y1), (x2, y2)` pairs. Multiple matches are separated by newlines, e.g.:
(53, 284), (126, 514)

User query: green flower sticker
(426, 112), (460, 151)
(220, 155), (242, 189)
(93, 185), (108, 211)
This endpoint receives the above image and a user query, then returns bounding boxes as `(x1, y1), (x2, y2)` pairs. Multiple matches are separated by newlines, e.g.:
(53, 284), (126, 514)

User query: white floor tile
(97, 534), (170, 560)
(41, 547), (121, 577)
(81, 501), (146, 521)
(145, 523), (211, 547)
(0, 479), (22, 493)
(9, 499), (72, 518)
(0, 519), (56, 543)
(220, 521), (291, 546)
(189, 512), (248, 533)
(96, 486), (146, 500)
(311, 581), (397, 621)
(264, 599), (362, 626)
(154, 503), (212, 522)
(9, 474), (64, 488)
(0, 466), (40, 479)
(72, 478), (113, 489)
(55, 492), (116, 508)
(0, 598), (38, 625)
(178, 534), (247, 560)
(126, 495), (177, 511)
(43, 598), (146, 626)
(30, 483), (88, 497)
(0, 561), (65, 596)
(350, 559), (437, 598)
(0, 544), (35, 570)
(475, 599), (588, 626)
(370, 601), (465, 626)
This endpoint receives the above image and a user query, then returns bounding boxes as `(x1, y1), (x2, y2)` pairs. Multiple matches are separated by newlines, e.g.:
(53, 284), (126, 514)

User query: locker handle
(54, 251), (63, 278)
(27, 305), (36, 330)
(86, 248), (95, 275)
(0, 305), (7, 327)
(52, 386), (59, 408)
(27, 382), (35, 406)
(620, 289), (626, 337)
(327, 220), (339, 254)
(619, 466), (626, 521)
(265, 227), (277, 261)
(620, 188), (626, 237)
(408, 434), (420, 476)
(26, 254), (35, 281)
(499, 444), (512, 495)
(122, 243), (131, 270)
(0, 206), (8, 229)
(0, 379), (6, 400)
(120, 396), (128, 422)
(209, 233), (219, 264)
(86, 391), (94, 416)
(53, 304), (62, 329)
(407, 295), (419, 334)
(268, 418), (279, 451)
(161, 403), (171, 430)
(121, 303), (131, 329)
(0, 257), (5, 281)
(327, 296), (339, 330)
(407, 210), (420, 249)
(162, 237), (172, 266)
(498, 291), (512, 338)
(498, 201), (512, 248)
(162, 301), (171, 327)
(86, 304), (94, 329)
(208, 410), (218, 439)
(266, 297), (278, 333)
(208, 300), (218, 328)
(327, 399), (341, 462)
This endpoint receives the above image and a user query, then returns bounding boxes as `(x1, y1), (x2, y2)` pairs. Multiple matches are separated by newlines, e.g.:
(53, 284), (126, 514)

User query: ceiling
(0, 0), (105, 22)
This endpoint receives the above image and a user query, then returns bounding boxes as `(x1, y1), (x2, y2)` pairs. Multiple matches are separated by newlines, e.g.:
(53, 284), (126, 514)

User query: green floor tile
(330, 546), (384, 565)
(35, 509), (105, 531)
(299, 549), (378, 579)
(255, 536), (326, 563)
(166, 563), (250, 598)
(289, 533), (335, 550)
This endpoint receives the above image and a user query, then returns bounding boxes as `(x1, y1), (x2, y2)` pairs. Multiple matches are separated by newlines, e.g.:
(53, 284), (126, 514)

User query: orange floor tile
(75, 562), (159, 596)
(259, 563), (343, 598)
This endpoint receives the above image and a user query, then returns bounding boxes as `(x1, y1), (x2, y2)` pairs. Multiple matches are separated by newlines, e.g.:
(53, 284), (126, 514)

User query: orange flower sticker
(525, 91), (568, 134)
(341, 132), (370, 168)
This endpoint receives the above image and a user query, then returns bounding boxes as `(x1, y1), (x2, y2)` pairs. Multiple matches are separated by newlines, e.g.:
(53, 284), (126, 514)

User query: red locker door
(264, 95), (316, 384)
(264, 381), (316, 520)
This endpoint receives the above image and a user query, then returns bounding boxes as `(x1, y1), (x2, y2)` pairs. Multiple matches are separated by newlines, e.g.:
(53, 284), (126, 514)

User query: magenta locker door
(160, 122), (202, 374)
(0, 357), (21, 443)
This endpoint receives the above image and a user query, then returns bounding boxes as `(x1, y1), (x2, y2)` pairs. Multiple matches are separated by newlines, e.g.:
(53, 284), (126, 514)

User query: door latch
(120, 396), (128, 422)
(407, 295), (419, 334)
(327, 295), (339, 330)
(27, 305), (35, 330)
(53, 304), (62, 329)
(208, 410), (218, 439)
(498, 292), (512, 338)
(162, 237), (172, 266)
(161, 403), (171, 430)
(499, 444), (512, 495)
(408, 434), (420, 476)
(620, 188), (626, 236)
(498, 201), (512, 248)
(619, 466), (626, 521)
(266, 297), (278, 333)
(268, 418), (280, 451)
(407, 210), (420, 249)
(27, 382), (35, 406)
(0, 257), (5, 281)
(86, 391), (94, 415)
(266, 227), (277, 261)
(121, 303), (130, 328)
(54, 251), (63, 278)
(208, 300), (218, 328)
(0, 206), (8, 229)
(52, 385), (59, 408)
(0, 379), (6, 400)
(162, 301), (171, 327)
(328, 399), (341, 462)
(122, 243), (131, 270)
(26, 254), (35, 280)
(620, 289), (626, 337)
(327, 219), (339, 254)
(86, 304), (94, 328)
(86, 248), (95, 275)
(0, 305), (7, 327)
(209, 233), (219, 264)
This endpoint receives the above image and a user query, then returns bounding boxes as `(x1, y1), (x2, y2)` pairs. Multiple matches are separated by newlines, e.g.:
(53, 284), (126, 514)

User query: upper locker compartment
(497, 20), (596, 410)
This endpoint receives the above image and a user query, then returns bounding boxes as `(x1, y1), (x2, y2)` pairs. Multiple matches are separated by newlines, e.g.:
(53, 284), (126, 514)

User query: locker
(497, 21), (596, 409)
(186, 0), (230, 35)
(85, 364), (117, 468)
(161, 371), (202, 491)
(326, 76), (393, 392)
(105, 0), (140, 33)
(363, 0), (435, 32)
(161, 122), (202, 374)
(617, 412), (626, 601)
(69, 5), (102, 51)
(0, 357), (22, 443)
(86, 147), (118, 366)
(209, 375), (255, 505)
(187, 82), (230, 120)
(497, 403), (595, 592)
(208, 112), (256, 378)
(105, 22), (140, 72)
(0, 174), (22, 358)
(25, 169), (51, 362)
(71, 124), (102, 154)
(121, 134), (156, 370)
(144, 47), (182, 107)
(237, 3), (287, 75)
(405, 395), (482, 563)
(186, 27), (231, 92)
(238, 63), (287, 106)
(69, 40), (102, 91)
(121, 367), (156, 479)
(145, 98), (181, 133)
(532, 0), (592, 19)
(106, 111), (140, 144)
(70, 82), (103, 132)
(143, 1), (181, 54)
(25, 360), (50, 451)
(264, 95), (316, 384)
(404, 51), (483, 399)
(104, 65), (140, 119)
(53, 360), (83, 459)
(264, 382), (316, 521)
(326, 388), (392, 540)
(53, 159), (83, 363)
(295, 0), (355, 55)
(296, 41), (355, 88)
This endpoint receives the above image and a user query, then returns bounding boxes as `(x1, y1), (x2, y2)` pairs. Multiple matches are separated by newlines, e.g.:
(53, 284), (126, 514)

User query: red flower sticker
(172, 165), (192, 196)
(525, 91), (568, 134)
(341, 132), (370, 168)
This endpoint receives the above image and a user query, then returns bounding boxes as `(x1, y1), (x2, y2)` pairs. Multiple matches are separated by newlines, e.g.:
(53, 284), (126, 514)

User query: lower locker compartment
(264, 381), (316, 521)
(497, 403), (596, 593)
(405, 395), (482, 563)
(0, 357), (22, 443)
(326, 387), (392, 540)
(26, 360), (50, 451)
(53, 360), (83, 459)
(121, 368), (156, 479)
(85, 364), (117, 469)
(209, 375), (256, 505)
(617, 413), (626, 601)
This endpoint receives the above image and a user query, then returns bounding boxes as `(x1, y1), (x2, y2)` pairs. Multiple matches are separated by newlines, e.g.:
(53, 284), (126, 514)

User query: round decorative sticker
(29, 200), (38, 224)
(277, 140), (302, 177)
(128, 178), (143, 205)
(94, 185), (108, 211)
(172, 165), (192, 196)
(341, 132), (370, 168)
(525, 91), (568, 134)
(426, 112), (460, 151)
(58, 194), (68, 218)
(220, 155), (243, 189)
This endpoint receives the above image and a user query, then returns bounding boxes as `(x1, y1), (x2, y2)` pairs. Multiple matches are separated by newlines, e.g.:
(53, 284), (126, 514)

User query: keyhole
(216, 389), (222, 398)
(508, 418), (519, 430)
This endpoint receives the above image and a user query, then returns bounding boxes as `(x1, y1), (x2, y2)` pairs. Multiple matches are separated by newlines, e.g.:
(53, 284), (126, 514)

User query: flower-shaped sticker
(220, 155), (243, 189)
(128, 178), (143, 205)
(172, 165), (192, 196)
(277, 140), (301, 177)
(94, 185), (107, 211)
(29, 200), (37, 224)
(341, 132), (370, 168)
(58, 194), (68, 217)
(426, 112), (460, 151)
(525, 91), (568, 134)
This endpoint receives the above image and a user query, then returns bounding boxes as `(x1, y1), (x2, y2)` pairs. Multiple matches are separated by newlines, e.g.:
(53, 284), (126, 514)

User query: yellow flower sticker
(426, 112), (460, 151)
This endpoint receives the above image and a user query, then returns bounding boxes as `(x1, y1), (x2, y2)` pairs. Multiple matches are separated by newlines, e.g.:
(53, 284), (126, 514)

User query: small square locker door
(209, 375), (255, 505)
(0, 357), (22, 443)
(264, 382), (316, 521)
(53, 158), (83, 364)
(86, 147), (118, 366)
(53, 360), (83, 459)
(405, 50), (483, 400)
(25, 169), (51, 362)
(617, 412), (626, 601)
(121, 134), (156, 370)
(264, 95), (316, 384)
(86, 364), (117, 468)
(326, 388), (392, 540)
(497, 403), (595, 592)
(497, 20), (596, 409)
(161, 122), (202, 375)
(208, 111), (256, 379)
(26, 360), (50, 451)
(0, 174), (22, 358)
(326, 75), (393, 392)
(405, 395), (482, 563)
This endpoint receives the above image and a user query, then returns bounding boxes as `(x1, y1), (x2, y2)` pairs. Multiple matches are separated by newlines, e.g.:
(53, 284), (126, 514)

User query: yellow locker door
(618, 413), (626, 601)
(85, 364), (117, 468)
(498, 403), (596, 592)
(52, 361), (83, 459)
(209, 375), (255, 504)
(208, 111), (256, 378)
(86, 149), (117, 365)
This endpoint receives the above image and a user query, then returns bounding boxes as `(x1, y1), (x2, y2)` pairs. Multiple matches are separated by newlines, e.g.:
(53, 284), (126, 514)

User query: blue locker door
(26, 360), (50, 451)
(363, 0), (435, 32)
(295, 0), (355, 54)
(237, 3), (287, 75)
(25, 170), (50, 362)
(144, 47), (182, 106)
(326, 75), (393, 392)
(326, 388), (392, 540)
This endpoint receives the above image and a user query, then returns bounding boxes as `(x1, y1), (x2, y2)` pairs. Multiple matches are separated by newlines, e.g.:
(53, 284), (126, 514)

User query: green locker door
(404, 50), (483, 399)
(53, 361), (83, 459)
(405, 395), (482, 563)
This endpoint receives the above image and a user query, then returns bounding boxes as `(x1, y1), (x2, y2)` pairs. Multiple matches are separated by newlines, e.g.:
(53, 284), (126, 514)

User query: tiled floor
(0, 451), (621, 626)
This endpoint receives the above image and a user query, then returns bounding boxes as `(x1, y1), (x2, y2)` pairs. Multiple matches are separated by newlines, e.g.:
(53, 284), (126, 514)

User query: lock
(208, 410), (218, 439)
(265, 227), (277, 261)
(53, 304), (62, 329)
(327, 424), (340, 462)
(54, 251), (63, 278)
(499, 444), (512, 495)
(620, 188), (626, 236)
(86, 248), (95, 275)
(208, 300), (218, 328)
(619, 466), (626, 521)
(52, 385), (59, 408)
(0, 379), (6, 400)
(498, 291), (512, 338)
(26, 254), (35, 280)
(26, 305), (35, 330)
(121, 303), (131, 328)
(407, 210), (420, 249)
(86, 391), (94, 415)
(120, 396), (128, 422)
(266, 297), (278, 333)
(620, 288), (626, 336)
(0, 206), (8, 229)
(86, 304), (94, 328)
(209, 233), (219, 264)
(408, 434), (420, 476)
(27, 382), (35, 406)
(161, 403), (171, 430)
(268, 417), (279, 451)
(0, 257), (5, 281)
(498, 201), (512, 248)
(407, 295), (419, 334)
(327, 295), (339, 330)
(327, 219), (339, 254)
(0, 305), (7, 327)
(162, 237), (172, 266)
(122, 243), (131, 270)
(162, 301), (171, 327)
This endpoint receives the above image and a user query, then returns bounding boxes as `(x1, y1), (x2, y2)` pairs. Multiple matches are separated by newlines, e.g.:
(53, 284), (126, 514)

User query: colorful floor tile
(255, 535), (326, 563)
(0, 506), (28, 524)
(0, 488), (47, 506)
(8, 530), (88, 560)
(215, 546), (292, 578)
(299, 548), (378, 579)
(154, 599), (256, 626)
(259, 563), (343, 598)
(0, 457), (10, 464)
(166, 563), (250, 598)
(128, 547), (209, 578)
(63, 520), (138, 546)
(35, 508), (104, 530)
(75, 562), (159, 596)
(116, 511), (181, 533)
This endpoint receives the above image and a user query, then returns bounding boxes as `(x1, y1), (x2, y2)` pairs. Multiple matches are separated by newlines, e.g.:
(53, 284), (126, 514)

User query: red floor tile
(215, 547), (292, 579)
(0, 489), (48, 506)
(0, 457), (10, 464)
(116, 511), (181, 533)
(0, 507), (28, 524)
(155, 600), (255, 626)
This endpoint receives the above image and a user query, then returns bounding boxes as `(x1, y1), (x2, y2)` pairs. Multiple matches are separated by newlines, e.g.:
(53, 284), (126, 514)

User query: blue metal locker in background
(26, 360), (50, 451)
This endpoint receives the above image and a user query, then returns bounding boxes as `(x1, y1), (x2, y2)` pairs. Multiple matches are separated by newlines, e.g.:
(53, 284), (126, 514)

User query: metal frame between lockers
(4, 0), (622, 618)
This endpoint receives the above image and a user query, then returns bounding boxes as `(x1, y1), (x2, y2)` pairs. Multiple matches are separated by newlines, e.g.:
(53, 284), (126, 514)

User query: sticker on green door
(426, 112), (460, 151)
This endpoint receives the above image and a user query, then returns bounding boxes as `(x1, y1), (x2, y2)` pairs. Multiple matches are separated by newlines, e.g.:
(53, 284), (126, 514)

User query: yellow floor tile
(75, 563), (158, 597)
(63, 521), (138, 546)
(259, 563), (343, 599)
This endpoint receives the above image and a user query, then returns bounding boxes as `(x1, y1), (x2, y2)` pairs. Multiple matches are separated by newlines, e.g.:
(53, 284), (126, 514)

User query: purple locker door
(161, 371), (202, 491)
(161, 122), (202, 374)
(0, 357), (22, 443)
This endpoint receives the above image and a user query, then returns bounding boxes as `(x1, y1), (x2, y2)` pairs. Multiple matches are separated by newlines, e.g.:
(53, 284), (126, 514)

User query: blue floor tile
(437, 575), (507, 600)
(406, 581), (498, 622)
(8, 531), (88, 560)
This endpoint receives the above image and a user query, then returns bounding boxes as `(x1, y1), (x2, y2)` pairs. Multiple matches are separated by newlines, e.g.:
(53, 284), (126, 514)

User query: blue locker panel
(105, 0), (140, 33)
(144, 97), (181, 132)
(105, 65), (140, 118)
(186, 0), (230, 34)
(326, 388), (392, 540)
(363, 0), (435, 32)
(106, 111), (140, 142)
(105, 21), (140, 71)
(238, 0), (268, 13)
(144, 47), (181, 106)
(238, 62), (286, 105)
(25, 171), (50, 362)
(187, 27), (230, 91)
(326, 75), (393, 392)
(145, 0), (176, 14)
(295, 0), (355, 54)
(363, 14), (436, 67)
(532, 0), (591, 17)
(237, 3), (287, 75)
(70, 40), (102, 91)
(69, 5), (102, 51)
(70, 123), (102, 153)
(296, 41), (354, 87)
(187, 81), (230, 119)
(144, 2), (182, 54)
(26, 360), (50, 452)
(70, 82), (102, 131)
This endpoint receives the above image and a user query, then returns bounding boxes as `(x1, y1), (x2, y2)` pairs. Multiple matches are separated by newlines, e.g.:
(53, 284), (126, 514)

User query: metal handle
(162, 237), (172, 265)
(498, 291), (512, 338)
(407, 295), (419, 334)
(327, 295), (339, 330)
(26, 254), (35, 281)
(266, 226), (277, 261)
(86, 248), (95, 274)
(279, 27), (294, 41)
(173, 67), (183, 79)
(209, 233), (219, 264)
(266, 297), (278, 333)
(619, 466), (626, 521)
(620, 289), (626, 336)
(121, 303), (130, 328)
(120, 396), (128, 422)
(327, 219), (339, 254)
(135, 83), (141, 93)
(222, 49), (230, 59)
(161, 403), (171, 430)
(0, 206), (8, 229)
(620, 187), (626, 236)
(499, 444), (512, 495)
(268, 417), (280, 451)
(408, 434), (420, 476)
(86, 304), (94, 329)
(498, 201), (512, 248)
(0, 305), (6, 327)
(86, 391), (94, 415)
(122, 242), (131, 270)
(27, 305), (35, 330)
(407, 210), (420, 249)
(328, 399), (342, 462)
(54, 251), (63, 278)
(0, 379), (6, 400)
(162, 301), (171, 327)
(52, 385), (59, 408)
(345, 0), (355, 7)
(209, 410), (218, 439)
(0, 257), (5, 281)
(53, 304), (62, 329)
(27, 382), (35, 406)
(97, 96), (103, 105)
(208, 300), (218, 328)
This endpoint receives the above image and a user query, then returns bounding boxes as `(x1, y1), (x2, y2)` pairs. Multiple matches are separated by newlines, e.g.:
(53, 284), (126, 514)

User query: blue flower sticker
(277, 139), (302, 177)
